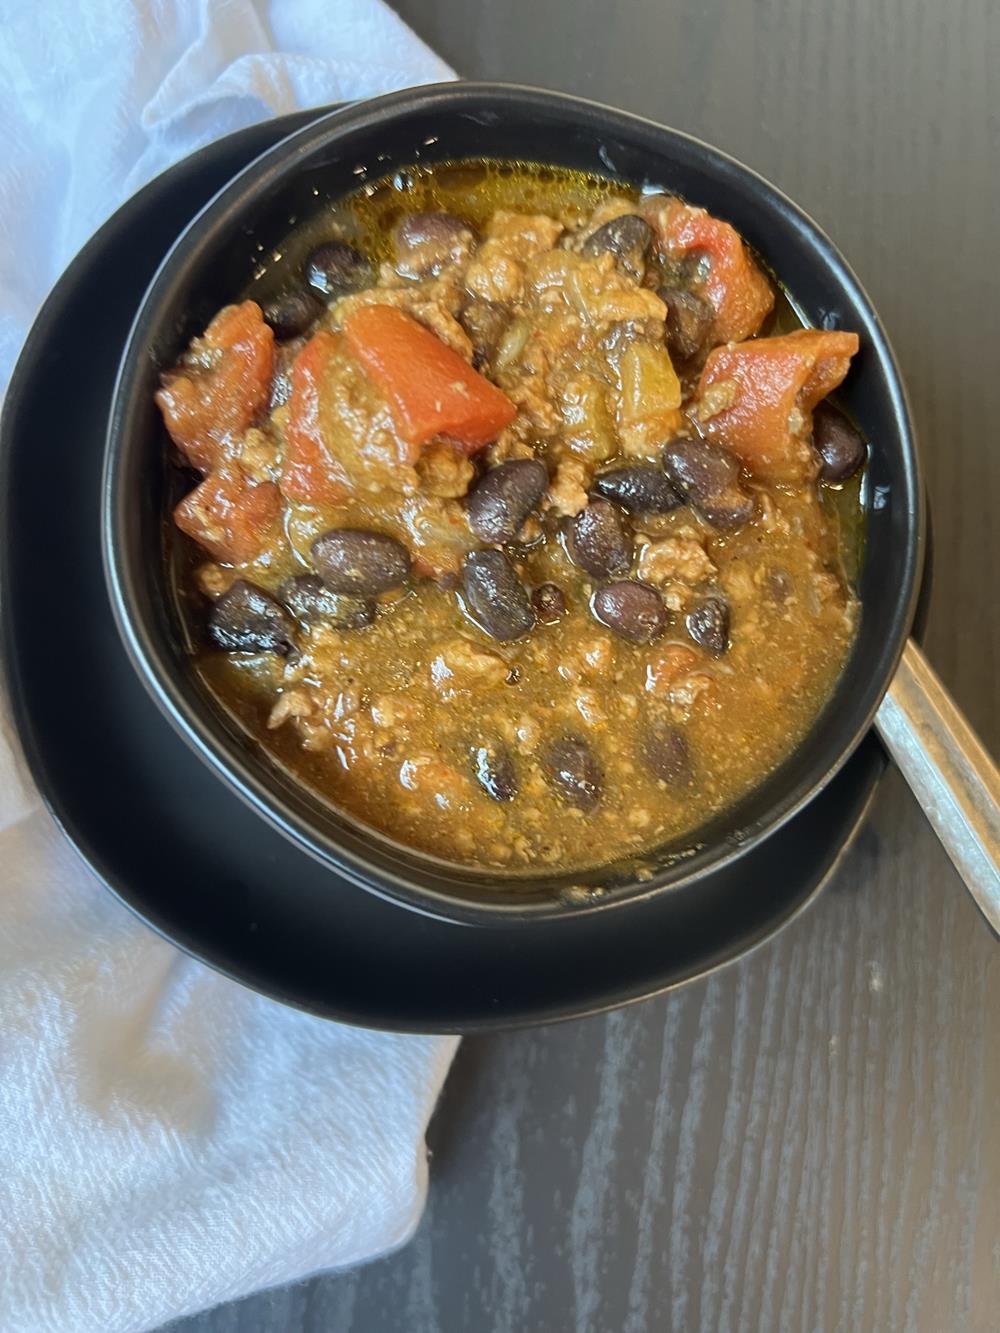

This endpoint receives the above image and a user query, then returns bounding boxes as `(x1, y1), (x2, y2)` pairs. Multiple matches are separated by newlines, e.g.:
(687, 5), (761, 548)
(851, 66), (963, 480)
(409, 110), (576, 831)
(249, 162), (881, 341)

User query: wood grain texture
(165, 0), (1000, 1328)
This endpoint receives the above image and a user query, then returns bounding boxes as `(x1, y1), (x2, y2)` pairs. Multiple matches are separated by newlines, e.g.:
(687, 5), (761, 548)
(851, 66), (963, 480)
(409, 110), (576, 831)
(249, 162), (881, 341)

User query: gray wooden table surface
(168, 1), (1000, 1328)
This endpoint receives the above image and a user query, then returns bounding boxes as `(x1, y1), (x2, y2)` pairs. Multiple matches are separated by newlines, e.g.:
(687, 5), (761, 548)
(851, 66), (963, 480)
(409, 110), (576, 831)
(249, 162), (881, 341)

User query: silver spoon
(875, 639), (1000, 935)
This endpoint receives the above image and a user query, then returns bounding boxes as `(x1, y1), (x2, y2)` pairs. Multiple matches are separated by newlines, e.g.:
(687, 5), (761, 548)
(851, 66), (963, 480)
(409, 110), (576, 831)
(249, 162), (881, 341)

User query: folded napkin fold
(0, 4), (458, 1331)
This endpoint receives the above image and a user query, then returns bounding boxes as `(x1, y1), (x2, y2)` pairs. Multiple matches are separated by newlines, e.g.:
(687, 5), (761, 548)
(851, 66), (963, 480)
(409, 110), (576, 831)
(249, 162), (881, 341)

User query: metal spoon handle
(875, 638), (1000, 936)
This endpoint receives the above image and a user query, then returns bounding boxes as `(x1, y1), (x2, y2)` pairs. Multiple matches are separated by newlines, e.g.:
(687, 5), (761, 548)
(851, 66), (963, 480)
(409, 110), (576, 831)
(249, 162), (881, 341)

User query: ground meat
(754, 492), (793, 535)
(430, 639), (508, 693)
(695, 379), (739, 421)
(398, 756), (473, 811)
(466, 253), (525, 304)
(410, 301), (474, 360)
(465, 211), (565, 304)
(527, 250), (667, 331)
(195, 562), (235, 599)
(638, 532), (717, 587)
(370, 693), (420, 730)
(496, 322), (570, 435)
(730, 562), (759, 594)
(416, 441), (475, 498)
(238, 426), (280, 482)
(488, 211), (565, 253)
(486, 427), (537, 465)
(179, 335), (223, 374)
(667, 670), (715, 722)
(515, 515), (543, 545)
(808, 569), (846, 615)
(394, 492), (474, 579)
(547, 457), (591, 516)
(578, 636), (615, 675)
(267, 688), (317, 729)
(644, 644), (701, 694)
(506, 375), (562, 434)
(573, 688), (607, 727)
(569, 257), (667, 330)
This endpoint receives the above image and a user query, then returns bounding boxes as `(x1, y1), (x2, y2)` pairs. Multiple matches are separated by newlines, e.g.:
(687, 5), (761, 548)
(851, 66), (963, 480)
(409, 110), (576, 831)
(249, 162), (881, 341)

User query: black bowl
(103, 82), (924, 925)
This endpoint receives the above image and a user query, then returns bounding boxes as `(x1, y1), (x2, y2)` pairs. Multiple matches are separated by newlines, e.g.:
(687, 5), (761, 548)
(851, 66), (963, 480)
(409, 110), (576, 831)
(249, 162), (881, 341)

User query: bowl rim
(102, 80), (925, 926)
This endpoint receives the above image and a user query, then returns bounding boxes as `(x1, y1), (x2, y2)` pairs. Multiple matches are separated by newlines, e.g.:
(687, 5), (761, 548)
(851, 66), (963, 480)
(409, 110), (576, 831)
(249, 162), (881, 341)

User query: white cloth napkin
(0, 4), (459, 1332)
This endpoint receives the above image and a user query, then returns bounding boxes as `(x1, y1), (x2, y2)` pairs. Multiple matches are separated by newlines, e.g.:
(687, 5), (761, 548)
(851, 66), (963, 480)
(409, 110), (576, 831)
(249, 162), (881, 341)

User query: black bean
(278, 574), (375, 630)
(696, 489), (759, 531)
(312, 529), (410, 596)
(592, 464), (683, 515)
(394, 211), (477, 279)
(566, 500), (632, 579)
(262, 291), (321, 341)
(662, 435), (739, 499)
(461, 550), (535, 642)
(582, 214), (654, 282)
(661, 436), (756, 531)
(460, 299), (508, 369)
(505, 516), (546, 554)
(591, 581), (669, 644)
(304, 241), (373, 298)
(531, 582), (567, 623)
(658, 285), (715, 362)
(466, 459), (548, 543)
(472, 743), (519, 802)
(813, 401), (866, 482)
(686, 595), (730, 655)
(642, 724), (693, 786)
(208, 580), (296, 655)
(542, 736), (603, 811)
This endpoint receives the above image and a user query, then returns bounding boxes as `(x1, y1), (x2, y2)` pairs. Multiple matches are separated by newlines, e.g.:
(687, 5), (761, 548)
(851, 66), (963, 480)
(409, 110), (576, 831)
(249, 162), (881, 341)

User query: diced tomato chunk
(343, 304), (516, 457)
(644, 198), (774, 344)
(281, 331), (352, 506)
(696, 329), (860, 484)
(155, 301), (274, 473)
(174, 467), (280, 564)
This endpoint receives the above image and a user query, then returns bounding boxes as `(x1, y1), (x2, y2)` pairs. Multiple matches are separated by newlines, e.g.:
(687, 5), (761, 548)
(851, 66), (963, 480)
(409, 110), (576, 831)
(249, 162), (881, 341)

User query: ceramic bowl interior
(104, 83), (923, 924)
